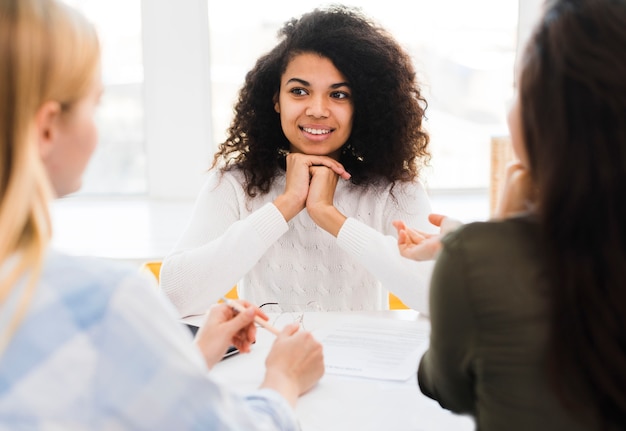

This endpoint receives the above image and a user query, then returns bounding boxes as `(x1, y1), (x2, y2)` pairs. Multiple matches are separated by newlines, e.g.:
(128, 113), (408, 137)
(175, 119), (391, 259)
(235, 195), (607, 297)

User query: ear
(273, 94), (280, 113)
(35, 101), (62, 160)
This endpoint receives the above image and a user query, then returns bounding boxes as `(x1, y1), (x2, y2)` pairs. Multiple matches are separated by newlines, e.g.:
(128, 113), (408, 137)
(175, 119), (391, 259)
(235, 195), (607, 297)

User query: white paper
(319, 317), (430, 381)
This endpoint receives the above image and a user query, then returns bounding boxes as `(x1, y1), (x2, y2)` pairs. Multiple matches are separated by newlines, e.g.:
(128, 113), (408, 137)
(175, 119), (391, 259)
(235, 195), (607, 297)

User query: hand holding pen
(193, 298), (276, 369)
(221, 297), (280, 335)
(199, 297), (324, 407)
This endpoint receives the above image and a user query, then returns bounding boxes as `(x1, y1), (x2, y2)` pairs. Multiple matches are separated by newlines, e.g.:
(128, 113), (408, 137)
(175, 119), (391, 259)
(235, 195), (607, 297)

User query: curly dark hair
(212, 4), (430, 197)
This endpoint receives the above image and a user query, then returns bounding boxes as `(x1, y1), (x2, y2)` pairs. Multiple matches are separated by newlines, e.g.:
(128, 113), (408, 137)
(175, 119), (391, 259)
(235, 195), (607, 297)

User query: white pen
(221, 297), (281, 336)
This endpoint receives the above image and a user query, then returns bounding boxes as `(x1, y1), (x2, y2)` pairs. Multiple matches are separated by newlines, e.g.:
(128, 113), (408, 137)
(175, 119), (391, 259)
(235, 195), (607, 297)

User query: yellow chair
(141, 261), (408, 309)
(389, 293), (409, 310)
(140, 261), (163, 282)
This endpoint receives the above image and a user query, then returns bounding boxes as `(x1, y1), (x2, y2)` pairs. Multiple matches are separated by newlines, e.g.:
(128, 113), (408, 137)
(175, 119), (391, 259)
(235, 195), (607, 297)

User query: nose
(305, 95), (329, 118)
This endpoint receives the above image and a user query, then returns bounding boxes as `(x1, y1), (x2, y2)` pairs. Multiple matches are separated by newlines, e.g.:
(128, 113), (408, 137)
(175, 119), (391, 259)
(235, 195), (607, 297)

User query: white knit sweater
(160, 168), (435, 316)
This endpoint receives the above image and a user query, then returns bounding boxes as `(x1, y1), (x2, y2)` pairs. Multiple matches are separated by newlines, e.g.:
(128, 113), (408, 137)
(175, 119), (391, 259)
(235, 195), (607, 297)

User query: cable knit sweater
(160, 168), (435, 317)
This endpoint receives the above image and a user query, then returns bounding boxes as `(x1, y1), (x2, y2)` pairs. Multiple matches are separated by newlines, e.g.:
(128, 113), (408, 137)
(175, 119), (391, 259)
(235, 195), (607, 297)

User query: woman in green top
(396, 0), (626, 429)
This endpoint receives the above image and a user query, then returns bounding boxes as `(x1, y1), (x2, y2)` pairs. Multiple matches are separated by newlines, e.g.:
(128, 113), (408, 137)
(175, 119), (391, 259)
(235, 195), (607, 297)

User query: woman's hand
(193, 300), (269, 369)
(306, 165), (347, 236)
(261, 324), (325, 407)
(393, 213), (462, 261)
(494, 162), (534, 219)
(274, 153), (350, 222)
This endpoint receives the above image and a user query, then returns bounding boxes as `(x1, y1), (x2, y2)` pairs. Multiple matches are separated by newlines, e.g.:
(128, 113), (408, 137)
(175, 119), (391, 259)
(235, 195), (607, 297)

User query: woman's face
(42, 73), (103, 197)
(274, 52), (354, 160)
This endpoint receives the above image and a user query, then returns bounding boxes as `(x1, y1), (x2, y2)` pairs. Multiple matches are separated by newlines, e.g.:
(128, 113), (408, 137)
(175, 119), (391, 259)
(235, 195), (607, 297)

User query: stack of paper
(320, 317), (430, 381)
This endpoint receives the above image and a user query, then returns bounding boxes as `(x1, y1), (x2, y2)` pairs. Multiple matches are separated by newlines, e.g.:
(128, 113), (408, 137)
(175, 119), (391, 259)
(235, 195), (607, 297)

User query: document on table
(319, 317), (430, 381)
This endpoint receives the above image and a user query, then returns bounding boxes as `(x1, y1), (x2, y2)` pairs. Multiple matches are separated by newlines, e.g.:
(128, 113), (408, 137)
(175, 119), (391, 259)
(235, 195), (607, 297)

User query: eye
(331, 91), (350, 100)
(289, 87), (308, 96)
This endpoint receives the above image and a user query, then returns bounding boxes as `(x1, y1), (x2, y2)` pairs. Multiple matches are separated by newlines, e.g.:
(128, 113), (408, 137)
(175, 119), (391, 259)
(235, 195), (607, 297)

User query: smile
(301, 126), (332, 135)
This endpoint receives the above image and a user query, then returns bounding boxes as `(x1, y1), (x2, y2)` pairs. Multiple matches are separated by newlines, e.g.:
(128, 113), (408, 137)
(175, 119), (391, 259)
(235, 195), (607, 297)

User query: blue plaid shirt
(0, 250), (299, 430)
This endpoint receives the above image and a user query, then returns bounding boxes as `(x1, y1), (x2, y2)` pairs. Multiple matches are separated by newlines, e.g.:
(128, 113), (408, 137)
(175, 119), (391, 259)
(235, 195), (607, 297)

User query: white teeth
(302, 127), (331, 135)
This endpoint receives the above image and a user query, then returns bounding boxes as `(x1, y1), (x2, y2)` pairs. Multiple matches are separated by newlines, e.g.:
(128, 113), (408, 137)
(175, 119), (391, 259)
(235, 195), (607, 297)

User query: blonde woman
(0, 0), (323, 429)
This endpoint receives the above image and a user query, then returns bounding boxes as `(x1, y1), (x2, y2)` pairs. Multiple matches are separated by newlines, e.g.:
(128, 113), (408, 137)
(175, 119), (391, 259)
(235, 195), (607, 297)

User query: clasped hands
(274, 153), (351, 236)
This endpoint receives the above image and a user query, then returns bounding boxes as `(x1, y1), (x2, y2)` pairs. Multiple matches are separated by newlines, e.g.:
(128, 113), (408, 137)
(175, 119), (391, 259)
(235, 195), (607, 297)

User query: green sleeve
(418, 228), (477, 415)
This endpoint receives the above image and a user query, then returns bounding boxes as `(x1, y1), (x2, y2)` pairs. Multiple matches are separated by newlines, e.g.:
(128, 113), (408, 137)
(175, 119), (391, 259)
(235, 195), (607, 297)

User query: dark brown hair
(520, 0), (626, 427)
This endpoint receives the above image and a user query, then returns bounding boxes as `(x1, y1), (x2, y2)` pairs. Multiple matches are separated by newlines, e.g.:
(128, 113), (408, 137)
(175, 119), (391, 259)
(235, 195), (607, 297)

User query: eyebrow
(285, 77), (351, 89)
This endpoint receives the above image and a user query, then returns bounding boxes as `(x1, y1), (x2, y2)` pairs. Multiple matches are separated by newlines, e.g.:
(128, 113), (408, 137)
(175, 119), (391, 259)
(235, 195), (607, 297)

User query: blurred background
(53, 0), (542, 262)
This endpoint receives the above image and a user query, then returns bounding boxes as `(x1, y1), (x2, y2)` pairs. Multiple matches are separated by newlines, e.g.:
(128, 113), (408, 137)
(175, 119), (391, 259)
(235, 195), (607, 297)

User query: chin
(56, 183), (82, 198)
(304, 147), (341, 157)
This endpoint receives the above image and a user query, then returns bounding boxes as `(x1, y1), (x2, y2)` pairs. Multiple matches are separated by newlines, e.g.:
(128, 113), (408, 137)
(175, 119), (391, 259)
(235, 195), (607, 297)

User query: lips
(301, 126), (332, 135)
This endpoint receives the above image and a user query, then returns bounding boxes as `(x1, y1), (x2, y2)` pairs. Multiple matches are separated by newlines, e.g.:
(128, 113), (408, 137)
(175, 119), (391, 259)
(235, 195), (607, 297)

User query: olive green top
(418, 216), (594, 430)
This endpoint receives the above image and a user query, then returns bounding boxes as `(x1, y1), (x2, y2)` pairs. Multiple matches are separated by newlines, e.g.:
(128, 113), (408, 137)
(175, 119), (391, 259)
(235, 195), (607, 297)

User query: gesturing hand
(393, 214), (462, 261)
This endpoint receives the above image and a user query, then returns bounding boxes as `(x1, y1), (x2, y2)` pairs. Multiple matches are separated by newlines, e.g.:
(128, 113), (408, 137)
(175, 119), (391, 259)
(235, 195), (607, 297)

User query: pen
(221, 297), (280, 336)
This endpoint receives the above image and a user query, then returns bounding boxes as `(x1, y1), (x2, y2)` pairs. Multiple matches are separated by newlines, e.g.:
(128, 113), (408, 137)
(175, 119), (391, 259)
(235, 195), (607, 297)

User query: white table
(205, 310), (475, 431)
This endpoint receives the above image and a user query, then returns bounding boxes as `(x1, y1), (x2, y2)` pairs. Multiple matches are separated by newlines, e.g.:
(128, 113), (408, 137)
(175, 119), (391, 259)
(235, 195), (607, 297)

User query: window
(62, 1), (541, 198)
(51, 1), (545, 260)
(61, 0), (146, 195)
(207, 0), (519, 191)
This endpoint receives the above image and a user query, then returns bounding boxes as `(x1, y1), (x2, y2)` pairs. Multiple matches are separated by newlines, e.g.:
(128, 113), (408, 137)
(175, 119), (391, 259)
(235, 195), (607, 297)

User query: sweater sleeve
(417, 226), (477, 415)
(337, 218), (434, 315)
(336, 180), (435, 315)
(160, 172), (289, 318)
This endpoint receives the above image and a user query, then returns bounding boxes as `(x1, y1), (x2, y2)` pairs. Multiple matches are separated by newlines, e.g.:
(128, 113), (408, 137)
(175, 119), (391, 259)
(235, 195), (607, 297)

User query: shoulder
(197, 167), (283, 209)
(40, 250), (156, 314)
(196, 167), (250, 199)
(390, 178), (428, 199)
(44, 250), (148, 285)
(444, 215), (537, 244)
(432, 215), (545, 313)
(201, 166), (286, 194)
(202, 167), (246, 187)
(374, 178), (430, 212)
(441, 215), (540, 264)
(344, 177), (427, 200)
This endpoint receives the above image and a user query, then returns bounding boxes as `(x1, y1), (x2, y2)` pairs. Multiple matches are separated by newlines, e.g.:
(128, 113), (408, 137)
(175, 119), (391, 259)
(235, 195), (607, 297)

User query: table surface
(203, 310), (475, 431)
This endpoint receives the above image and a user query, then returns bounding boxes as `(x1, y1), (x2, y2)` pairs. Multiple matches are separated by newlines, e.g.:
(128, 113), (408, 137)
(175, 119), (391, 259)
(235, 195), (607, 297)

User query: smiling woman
(160, 5), (436, 318)
(49, 1), (534, 296)
(57, 0), (522, 200)
(207, 0), (523, 192)
(274, 53), (354, 160)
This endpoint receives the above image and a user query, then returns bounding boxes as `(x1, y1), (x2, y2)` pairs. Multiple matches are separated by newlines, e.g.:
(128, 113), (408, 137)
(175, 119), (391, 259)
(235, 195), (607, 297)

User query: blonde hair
(0, 0), (100, 351)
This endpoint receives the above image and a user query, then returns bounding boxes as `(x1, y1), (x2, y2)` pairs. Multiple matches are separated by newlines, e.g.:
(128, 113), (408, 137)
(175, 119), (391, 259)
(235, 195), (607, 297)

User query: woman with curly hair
(161, 5), (435, 316)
